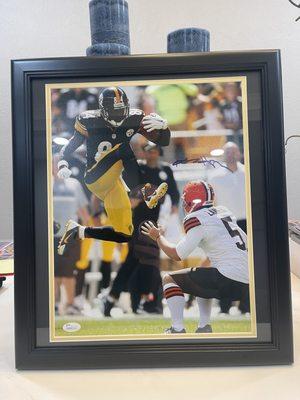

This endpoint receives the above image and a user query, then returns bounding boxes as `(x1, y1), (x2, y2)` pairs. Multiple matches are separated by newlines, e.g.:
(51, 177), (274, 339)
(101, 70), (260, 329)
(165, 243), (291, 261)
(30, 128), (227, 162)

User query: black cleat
(195, 324), (212, 333)
(103, 298), (115, 317)
(164, 326), (186, 334)
(57, 219), (80, 255)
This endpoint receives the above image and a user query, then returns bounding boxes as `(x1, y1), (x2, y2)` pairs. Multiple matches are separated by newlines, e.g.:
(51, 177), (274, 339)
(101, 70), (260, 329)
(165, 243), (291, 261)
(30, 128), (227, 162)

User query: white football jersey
(176, 206), (249, 284)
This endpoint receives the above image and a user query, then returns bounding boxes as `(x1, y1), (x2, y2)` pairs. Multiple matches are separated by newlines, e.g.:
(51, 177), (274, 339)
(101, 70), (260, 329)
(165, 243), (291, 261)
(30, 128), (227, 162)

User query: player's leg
(109, 248), (137, 300)
(238, 287), (250, 314)
(122, 154), (169, 210)
(195, 298), (213, 333)
(54, 276), (62, 313)
(219, 297), (232, 314)
(90, 143), (168, 213)
(163, 267), (221, 333)
(98, 240), (115, 291)
(54, 237), (62, 309)
(119, 243), (129, 263)
(222, 278), (250, 314)
(103, 179), (133, 235)
(58, 182), (132, 256)
(87, 141), (146, 213)
(128, 269), (143, 314)
(162, 273), (186, 333)
(84, 178), (134, 242)
(58, 142), (167, 254)
(84, 144), (133, 238)
(62, 276), (77, 314)
(186, 268), (216, 332)
(74, 263), (90, 297)
(73, 238), (92, 306)
(57, 218), (132, 256)
(128, 262), (156, 314)
(127, 264), (141, 313)
(74, 216), (95, 297)
(142, 265), (163, 314)
(58, 240), (81, 315)
(99, 261), (112, 290)
(57, 219), (132, 256)
(76, 237), (93, 270)
(102, 245), (138, 316)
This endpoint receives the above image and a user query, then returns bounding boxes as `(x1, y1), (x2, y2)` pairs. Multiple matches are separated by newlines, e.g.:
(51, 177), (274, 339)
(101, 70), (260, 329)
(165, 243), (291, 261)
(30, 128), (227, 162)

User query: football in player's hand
(139, 121), (160, 142)
(140, 113), (167, 142)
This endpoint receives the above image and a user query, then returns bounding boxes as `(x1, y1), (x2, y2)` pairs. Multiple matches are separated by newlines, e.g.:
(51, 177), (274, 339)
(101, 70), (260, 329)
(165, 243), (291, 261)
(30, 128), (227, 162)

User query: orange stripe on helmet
(113, 87), (121, 103)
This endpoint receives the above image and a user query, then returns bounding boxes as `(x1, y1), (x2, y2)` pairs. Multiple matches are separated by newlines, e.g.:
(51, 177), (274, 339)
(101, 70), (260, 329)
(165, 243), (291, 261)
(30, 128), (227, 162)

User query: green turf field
(55, 317), (251, 337)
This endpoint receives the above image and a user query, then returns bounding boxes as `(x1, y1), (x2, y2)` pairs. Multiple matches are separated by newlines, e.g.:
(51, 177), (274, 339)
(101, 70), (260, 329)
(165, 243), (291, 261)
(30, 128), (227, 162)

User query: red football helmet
(182, 180), (215, 213)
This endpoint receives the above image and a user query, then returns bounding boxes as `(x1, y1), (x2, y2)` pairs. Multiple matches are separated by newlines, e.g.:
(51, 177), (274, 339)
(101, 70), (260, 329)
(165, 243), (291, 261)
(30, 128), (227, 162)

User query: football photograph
(46, 76), (256, 341)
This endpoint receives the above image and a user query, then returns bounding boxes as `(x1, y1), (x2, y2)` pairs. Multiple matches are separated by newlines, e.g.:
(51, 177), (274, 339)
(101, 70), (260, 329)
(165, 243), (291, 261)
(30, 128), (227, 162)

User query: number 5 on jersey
(221, 216), (247, 251)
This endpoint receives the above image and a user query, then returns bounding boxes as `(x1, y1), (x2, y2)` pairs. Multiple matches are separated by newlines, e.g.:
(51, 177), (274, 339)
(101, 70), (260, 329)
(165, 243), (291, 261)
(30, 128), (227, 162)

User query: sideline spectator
(142, 84), (199, 160)
(53, 88), (98, 135)
(219, 83), (243, 149)
(209, 142), (249, 314)
(209, 142), (246, 232)
(52, 154), (90, 315)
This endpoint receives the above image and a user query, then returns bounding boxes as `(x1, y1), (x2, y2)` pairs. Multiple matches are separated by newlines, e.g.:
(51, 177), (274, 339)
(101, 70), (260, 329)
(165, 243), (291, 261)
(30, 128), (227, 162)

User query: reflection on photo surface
(47, 78), (255, 340)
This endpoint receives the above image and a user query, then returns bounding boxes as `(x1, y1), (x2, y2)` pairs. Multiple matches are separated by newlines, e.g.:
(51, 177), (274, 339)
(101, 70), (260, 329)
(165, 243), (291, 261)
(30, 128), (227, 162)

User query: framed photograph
(12, 51), (293, 369)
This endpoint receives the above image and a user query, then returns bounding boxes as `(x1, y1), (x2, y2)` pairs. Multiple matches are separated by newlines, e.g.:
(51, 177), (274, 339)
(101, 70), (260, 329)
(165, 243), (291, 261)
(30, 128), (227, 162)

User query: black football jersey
(74, 108), (145, 169)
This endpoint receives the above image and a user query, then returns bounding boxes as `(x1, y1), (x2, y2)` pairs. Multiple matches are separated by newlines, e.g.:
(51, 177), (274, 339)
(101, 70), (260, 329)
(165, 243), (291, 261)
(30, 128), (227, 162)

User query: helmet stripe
(209, 184), (214, 202)
(202, 181), (210, 202)
(114, 87), (121, 103)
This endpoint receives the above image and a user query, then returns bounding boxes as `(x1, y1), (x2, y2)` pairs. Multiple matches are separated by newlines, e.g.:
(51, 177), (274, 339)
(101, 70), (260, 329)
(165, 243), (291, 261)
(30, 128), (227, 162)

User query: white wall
(1, 0), (299, 239)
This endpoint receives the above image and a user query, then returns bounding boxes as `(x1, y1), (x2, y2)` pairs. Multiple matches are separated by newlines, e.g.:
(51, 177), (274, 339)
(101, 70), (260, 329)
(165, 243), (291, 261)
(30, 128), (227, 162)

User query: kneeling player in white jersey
(141, 180), (249, 334)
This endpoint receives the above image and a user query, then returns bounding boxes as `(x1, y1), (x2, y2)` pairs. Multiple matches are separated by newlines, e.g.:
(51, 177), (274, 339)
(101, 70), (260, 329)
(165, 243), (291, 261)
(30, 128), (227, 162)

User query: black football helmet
(99, 87), (130, 127)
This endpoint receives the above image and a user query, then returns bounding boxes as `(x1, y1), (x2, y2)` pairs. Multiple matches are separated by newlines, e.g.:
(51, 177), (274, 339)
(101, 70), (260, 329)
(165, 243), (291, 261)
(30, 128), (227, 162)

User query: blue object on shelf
(167, 28), (210, 53)
(86, 0), (130, 56)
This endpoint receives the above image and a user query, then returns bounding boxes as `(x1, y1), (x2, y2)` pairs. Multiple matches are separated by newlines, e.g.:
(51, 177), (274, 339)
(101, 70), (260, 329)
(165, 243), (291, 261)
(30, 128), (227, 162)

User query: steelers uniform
(61, 108), (164, 237)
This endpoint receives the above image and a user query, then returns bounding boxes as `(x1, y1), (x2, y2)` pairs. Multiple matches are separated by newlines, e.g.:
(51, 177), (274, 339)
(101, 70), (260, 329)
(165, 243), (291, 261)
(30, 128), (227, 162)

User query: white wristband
(78, 225), (86, 240)
(57, 160), (69, 169)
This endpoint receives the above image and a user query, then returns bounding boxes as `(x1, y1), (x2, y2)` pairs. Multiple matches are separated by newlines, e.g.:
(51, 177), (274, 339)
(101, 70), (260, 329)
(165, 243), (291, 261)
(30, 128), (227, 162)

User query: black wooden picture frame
(11, 50), (293, 370)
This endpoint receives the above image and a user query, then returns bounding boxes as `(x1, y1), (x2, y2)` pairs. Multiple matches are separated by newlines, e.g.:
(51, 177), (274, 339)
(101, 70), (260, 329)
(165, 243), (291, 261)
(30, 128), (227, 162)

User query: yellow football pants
(85, 145), (133, 236)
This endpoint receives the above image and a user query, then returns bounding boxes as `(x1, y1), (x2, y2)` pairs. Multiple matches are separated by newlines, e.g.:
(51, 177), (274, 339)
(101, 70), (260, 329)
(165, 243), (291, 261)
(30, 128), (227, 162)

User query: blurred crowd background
(52, 82), (243, 159)
(51, 82), (248, 320)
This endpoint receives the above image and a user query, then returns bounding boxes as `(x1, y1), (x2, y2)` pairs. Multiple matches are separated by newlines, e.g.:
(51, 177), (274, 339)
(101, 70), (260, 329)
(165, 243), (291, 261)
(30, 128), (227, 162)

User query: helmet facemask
(99, 89), (129, 127)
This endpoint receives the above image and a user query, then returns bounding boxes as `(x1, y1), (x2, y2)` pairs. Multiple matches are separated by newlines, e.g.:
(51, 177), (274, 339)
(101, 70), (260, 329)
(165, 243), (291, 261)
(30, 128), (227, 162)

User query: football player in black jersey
(57, 87), (171, 255)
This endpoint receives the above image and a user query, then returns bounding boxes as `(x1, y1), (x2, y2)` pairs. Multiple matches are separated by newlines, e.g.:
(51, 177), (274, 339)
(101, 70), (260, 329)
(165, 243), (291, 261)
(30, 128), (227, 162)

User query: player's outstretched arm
(57, 131), (85, 179)
(141, 221), (181, 261)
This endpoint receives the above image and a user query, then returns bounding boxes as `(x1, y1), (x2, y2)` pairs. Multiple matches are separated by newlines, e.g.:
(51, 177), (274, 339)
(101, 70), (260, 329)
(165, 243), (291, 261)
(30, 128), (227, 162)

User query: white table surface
(0, 274), (299, 400)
